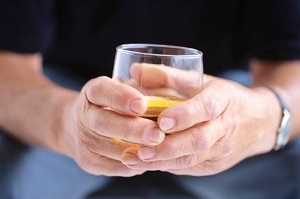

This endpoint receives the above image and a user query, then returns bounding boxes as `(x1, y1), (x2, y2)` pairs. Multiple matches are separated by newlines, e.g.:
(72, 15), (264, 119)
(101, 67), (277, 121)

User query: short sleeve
(0, 0), (54, 54)
(234, 0), (300, 62)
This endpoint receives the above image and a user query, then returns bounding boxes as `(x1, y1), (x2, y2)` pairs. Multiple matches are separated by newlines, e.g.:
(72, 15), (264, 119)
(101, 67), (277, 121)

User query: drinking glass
(113, 44), (203, 120)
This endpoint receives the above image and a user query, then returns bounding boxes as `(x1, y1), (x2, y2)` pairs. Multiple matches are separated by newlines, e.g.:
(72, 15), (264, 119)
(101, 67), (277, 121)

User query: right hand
(58, 76), (165, 177)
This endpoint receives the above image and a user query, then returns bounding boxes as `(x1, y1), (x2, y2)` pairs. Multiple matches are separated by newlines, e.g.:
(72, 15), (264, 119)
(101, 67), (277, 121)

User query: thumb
(130, 63), (204, 97)
(158, 81), (231, 132)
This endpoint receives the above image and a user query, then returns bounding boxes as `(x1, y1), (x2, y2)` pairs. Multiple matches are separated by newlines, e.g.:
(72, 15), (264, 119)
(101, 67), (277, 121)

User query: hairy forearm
(0, 52), (77, 152)
(251, 60), (300, 140)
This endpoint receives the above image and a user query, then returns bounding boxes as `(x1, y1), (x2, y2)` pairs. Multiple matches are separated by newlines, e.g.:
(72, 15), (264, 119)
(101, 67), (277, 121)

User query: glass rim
(116, 43), (203, 58)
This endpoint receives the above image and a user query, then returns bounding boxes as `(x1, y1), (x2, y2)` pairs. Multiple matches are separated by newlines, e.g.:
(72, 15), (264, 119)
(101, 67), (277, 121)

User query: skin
(123, 62), (300, 175)
(0, 52), (163, 177)
(0, 51), (300, 177)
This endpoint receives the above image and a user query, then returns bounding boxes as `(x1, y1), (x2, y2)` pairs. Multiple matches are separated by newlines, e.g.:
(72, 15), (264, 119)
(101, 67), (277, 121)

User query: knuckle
(85, 76), (109, 101)
(201, 161), (219, 175)
(85, 79), (98, 99)
(175, 155), (196, 168)
(164, 139), (178, 152)
(92, 76), (110, 87)
(221, 137), (234, 156)
(175, 157), (187, 168)
(212, 148), (230, 162)
(79, 131), (101, 154)
(76, 103), (88, 128)
(96, 76), (111, 82)
(222, 117), (237, 135)
(211, 137), (233, 160)
(211, 164), (227, 175)
(85, 107), (105, 132)
(89, 113), (104, 131)
(190, 130), (209, 152)
(203, 96), (218, 119)
(85, 112), (97, 130)
(197, 87), (223, 120)
(221, 144), (233, 157)
(77, 149), (105, 176)
(201, 159), (228, 176)
(78, 130), (90, 146)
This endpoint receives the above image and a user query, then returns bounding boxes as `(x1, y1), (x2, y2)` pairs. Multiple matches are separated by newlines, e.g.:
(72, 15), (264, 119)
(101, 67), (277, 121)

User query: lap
(176, 141), (300, 199)
(0, 133), (109, 199)
(1, 137), (299, 199)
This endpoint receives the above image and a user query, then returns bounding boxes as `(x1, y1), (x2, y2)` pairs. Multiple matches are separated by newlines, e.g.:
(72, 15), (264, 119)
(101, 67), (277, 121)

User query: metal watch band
(266, 87), (291, 151)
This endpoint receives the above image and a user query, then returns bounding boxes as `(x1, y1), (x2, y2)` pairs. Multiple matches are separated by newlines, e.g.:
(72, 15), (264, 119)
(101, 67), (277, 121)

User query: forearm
(251, 60), (300, 140)
(0, 52), (77, 153)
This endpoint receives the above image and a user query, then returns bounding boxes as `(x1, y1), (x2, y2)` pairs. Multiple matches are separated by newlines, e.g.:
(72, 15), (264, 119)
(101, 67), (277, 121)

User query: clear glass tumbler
(113, 44), (203, 120)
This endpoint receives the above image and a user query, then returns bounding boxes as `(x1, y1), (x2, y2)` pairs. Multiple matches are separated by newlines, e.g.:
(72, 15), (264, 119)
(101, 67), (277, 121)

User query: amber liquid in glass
(143, 96), (183, 119)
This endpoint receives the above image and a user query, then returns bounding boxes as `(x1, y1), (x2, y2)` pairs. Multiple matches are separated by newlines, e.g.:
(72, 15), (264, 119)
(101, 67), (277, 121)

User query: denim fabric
(177, 142), (300, 199)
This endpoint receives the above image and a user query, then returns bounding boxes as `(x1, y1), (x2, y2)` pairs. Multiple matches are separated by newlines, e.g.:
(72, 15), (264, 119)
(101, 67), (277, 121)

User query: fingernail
(159, 117), (176, 131)
(122, 153), (140, 166)
(143, 127), (165, 144)
(138, 147), (156, 160)
(130, 99), (146, 114)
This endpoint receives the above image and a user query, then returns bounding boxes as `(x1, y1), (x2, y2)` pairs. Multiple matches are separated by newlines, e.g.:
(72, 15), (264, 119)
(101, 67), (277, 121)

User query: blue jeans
(0, 66), (299, 199)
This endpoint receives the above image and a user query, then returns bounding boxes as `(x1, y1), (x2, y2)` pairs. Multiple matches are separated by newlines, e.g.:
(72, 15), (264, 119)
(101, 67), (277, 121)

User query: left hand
(121, 64), (282, 176)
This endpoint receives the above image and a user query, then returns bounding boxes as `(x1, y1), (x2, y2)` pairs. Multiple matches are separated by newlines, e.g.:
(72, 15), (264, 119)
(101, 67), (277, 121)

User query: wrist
(46, 87), (78, 157)
(251, 61), (300, 142)
(262, 87), (291, 151)
(252, 87), (282, 152)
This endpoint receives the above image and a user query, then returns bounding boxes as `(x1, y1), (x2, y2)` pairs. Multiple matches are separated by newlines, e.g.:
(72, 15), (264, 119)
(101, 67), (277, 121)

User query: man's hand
(0, 52), (165, 177)
(59, 76), (166, 177)
(121, 64), (281, 176)
(0, 52), (167, 177)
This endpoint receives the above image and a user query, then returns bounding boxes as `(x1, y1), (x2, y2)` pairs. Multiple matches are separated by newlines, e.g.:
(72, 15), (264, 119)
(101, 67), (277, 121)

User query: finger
(137, 119), (224, 161)
(130, 63), (204, 97)
(125, 154), (205, 171)
(78, 146), (145, 177)
(144, 126), (238, 175)
(83, 76), (147, 115)
(82, 104), (165, 145)
(131, 144), (234, 174)
(166, 162), (214, 176)
(167, 155), (239, 176)
(79, 128), (139, 161)
(119, 78), (185, 99)
(158, 81), (230, 132)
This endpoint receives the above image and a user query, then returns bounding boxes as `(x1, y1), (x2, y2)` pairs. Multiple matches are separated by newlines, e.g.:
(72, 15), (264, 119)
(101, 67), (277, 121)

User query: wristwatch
(267, 87), (291, 151)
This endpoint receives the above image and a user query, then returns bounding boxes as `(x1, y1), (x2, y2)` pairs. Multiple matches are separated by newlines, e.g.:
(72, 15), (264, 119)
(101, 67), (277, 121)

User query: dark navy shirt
(1, 0), (300, 78)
